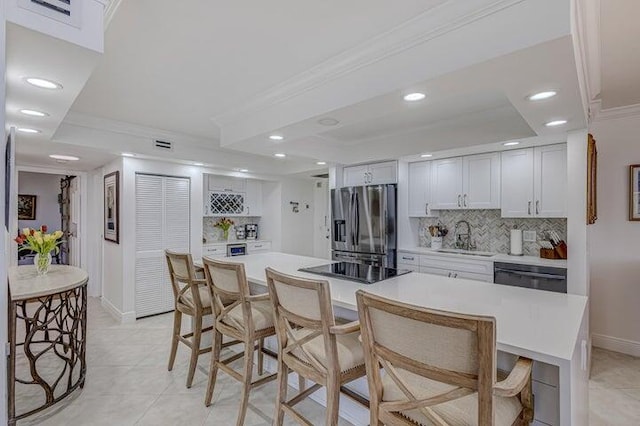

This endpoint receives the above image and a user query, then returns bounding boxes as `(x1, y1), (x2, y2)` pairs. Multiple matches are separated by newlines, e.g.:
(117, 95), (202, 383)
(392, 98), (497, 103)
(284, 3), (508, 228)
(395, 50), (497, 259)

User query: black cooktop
(298, 262), (411, 284)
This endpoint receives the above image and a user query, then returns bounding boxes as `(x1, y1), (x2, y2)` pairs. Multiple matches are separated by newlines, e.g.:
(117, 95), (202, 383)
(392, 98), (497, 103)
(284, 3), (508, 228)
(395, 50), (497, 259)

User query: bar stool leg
(236, 341), (255, 426)
(168, 310), (182, 371)
(205, 329), (222, 406)
(186, 314), (202, 388)
(274, 362), (289, 426)
(325, 374), (341, 426)
(257, 338), (264, 376)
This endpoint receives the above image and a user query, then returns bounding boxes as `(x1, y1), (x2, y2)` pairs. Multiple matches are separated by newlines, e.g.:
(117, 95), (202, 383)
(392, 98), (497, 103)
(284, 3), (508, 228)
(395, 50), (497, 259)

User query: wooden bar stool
(355, 289), (534, 426)
(265, 267), (367, 426)
(201, 258), (277, 426)
(165, 250), (214, 388)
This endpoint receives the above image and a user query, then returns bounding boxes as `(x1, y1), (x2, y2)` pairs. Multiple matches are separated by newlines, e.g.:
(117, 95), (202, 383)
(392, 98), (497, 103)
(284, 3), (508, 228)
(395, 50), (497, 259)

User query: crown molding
(212, 0), (526, 128)
(591, 100), (640, 122)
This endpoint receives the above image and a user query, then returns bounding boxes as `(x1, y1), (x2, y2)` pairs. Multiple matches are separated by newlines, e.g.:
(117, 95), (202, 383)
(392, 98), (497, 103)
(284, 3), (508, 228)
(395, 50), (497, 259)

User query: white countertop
(200, 252), (585, 363)
(203, 239), (270, 247)
(399, 246), (568, 268)
(8, 265), (89, 301)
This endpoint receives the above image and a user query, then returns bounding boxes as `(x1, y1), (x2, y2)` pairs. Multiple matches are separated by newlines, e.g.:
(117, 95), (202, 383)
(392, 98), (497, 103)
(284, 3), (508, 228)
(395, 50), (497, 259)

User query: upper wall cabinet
(501, 144), (567, 218)
(430, 153), (500, 210)
(343, 161), (397, 186)
(204, 175), (262, 217)
(408, 161), (437, 217)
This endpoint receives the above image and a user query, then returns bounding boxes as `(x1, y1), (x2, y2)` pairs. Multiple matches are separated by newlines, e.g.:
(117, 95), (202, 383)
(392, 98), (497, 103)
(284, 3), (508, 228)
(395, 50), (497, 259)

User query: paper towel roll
(510, 229), (523, 256)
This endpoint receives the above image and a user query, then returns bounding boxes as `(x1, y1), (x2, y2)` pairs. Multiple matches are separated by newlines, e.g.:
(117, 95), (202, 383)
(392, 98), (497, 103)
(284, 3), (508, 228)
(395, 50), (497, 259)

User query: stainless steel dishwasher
(493, 262), (567, 293)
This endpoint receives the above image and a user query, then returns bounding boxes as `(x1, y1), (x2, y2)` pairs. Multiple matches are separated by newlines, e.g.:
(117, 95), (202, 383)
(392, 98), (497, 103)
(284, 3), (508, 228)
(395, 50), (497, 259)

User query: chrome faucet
(454, 220), (476, 251)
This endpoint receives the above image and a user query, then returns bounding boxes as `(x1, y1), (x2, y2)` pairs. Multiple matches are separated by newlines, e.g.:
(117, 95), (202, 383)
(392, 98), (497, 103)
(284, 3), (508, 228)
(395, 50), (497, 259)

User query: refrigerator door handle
(354, 191), (360, 246)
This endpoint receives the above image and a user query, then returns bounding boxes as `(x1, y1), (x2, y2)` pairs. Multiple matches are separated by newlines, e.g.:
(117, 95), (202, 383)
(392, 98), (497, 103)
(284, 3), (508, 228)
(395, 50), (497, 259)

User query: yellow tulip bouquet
(15, 225), (64, 275)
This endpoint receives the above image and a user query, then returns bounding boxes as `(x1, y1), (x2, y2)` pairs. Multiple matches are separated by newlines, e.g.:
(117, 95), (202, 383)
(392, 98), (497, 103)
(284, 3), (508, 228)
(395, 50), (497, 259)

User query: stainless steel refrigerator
(331, 184), (397, 268)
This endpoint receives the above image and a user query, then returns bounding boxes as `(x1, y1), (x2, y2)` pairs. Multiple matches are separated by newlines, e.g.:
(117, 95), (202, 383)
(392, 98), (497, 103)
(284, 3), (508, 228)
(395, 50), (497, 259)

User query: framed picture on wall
(630, 164), (640, 221)
(104, 171), (120, 243)
(17, 194), (36, 220)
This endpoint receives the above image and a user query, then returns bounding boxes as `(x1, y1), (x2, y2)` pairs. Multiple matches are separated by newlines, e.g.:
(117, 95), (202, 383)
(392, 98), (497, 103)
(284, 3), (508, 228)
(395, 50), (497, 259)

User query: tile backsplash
(418, 210), (566, 256)
(203, 217), (260, 243)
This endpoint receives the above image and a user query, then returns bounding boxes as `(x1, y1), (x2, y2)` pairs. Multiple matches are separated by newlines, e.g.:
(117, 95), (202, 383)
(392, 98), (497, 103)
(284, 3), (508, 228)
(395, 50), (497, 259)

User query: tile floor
(14, 297), (640, 425)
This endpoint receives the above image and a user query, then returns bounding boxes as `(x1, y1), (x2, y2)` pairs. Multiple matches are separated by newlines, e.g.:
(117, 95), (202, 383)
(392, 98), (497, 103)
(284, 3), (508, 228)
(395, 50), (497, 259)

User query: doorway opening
(16, 171), (80, 266)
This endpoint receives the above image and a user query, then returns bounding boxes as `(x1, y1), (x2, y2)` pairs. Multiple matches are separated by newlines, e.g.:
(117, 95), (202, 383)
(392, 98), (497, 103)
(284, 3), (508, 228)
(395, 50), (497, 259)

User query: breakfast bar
(198, 252), (589, 426)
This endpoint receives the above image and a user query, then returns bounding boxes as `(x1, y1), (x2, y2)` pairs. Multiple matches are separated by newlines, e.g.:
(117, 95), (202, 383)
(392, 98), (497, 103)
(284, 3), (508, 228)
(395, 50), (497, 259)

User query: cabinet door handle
(368, 172), (373, 183)
(457, 195), (462, 208)
(535, 200), (540, 215)
(425, 203), (429, 215)
(528, 201), (532, 215)
(447, 272), (452, 277)
(453, 273), (458, 278)
(463, 194), (467, 208)
(401, 256), (414, 261)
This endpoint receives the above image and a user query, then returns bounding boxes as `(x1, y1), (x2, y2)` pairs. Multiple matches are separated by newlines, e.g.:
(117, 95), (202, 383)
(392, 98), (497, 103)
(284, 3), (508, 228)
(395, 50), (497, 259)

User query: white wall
(101, 158), (124, 317)
(280, 179), (315, 257)
(17, 172), (62, 232)
(589, 115), (640, 356)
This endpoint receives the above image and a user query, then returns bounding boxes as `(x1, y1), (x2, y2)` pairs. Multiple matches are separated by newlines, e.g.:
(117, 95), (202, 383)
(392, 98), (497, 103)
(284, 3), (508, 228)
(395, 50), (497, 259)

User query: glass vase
(34, 252), (52, 276)
(223, 229), (229, 241)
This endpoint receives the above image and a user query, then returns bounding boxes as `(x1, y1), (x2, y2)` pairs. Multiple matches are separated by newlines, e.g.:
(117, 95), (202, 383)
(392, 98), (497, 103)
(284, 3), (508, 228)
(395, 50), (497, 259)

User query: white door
(463, 153), (500, 209)
(431, 157), (463, 210)
(343, 165), (368, 187)
(535, 144), (567, 217)
(408, 161), (432, 217)
(68, 177), (81, 266)
(501, 149), (535, 217)
(368, 161), (398, 185)
(135, 174), (190, 318)
(313, 180), (331, 259)
(244, 179), (262, 216)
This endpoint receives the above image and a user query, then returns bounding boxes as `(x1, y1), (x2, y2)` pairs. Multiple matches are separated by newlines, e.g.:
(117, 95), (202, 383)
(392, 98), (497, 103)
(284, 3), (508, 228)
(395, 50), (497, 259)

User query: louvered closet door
(135, 174), (190, 318)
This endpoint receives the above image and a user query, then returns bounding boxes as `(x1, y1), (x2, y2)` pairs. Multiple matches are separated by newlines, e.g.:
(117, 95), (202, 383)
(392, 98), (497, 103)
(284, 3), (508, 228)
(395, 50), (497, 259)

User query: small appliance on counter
(227, 243), (247, 257)
(245, 224), (258, 240)
(235, 226), (246, 240)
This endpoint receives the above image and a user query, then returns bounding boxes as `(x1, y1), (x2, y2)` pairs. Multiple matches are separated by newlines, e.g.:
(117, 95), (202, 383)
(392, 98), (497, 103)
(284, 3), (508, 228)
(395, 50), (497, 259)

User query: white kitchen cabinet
(247, 241), (271, 254)
(208, 175), (246, 193)
(244, 179), (263, 216)
(463, 152), (501, 209)
(397, 251), (420, 271)
(408, 161), (436, 217)
(343, 161), (397, 186)
(203, 244), (227, 259)
(501, 144), (567, 218)
(535, 144), (567, 217)
(431, 153), (500, 210)
(430, 157), (463, 209)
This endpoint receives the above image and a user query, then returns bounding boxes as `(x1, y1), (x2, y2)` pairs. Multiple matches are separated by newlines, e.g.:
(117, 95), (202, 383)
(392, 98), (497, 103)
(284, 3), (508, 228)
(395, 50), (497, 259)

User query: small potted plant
(15, 225), (64, 275)
(214, 217), (234, 241)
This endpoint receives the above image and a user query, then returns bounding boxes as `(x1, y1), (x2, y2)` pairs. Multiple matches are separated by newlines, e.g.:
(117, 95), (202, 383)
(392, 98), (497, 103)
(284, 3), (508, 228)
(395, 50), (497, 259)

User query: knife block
(540, 248), (561, 259)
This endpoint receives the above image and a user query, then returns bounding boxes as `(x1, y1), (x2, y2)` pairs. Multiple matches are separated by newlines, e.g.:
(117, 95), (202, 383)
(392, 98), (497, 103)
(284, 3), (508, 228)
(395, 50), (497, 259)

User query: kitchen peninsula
(199, 252), (589, 426)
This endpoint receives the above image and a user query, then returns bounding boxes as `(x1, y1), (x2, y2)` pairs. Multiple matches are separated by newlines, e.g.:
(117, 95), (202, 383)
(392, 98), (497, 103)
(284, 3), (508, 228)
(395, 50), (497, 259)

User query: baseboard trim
(592, 333), (640, 357)
(100, 297), (136, 324)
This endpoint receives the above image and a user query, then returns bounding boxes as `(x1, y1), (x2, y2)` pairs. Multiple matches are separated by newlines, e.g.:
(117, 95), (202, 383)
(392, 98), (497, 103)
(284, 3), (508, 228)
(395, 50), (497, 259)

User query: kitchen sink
(436, 249), (496, 258)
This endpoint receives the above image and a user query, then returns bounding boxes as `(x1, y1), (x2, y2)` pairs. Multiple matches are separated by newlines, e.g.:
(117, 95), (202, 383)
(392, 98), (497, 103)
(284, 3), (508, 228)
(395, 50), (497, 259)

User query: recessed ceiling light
(20, 109), (48, 117)
(528, 91), (557, 101)
(269, 135), (284, 141)
(17, 127), (40, 134)
(25, 77), (62, 90)
(316, 161), (327, 165)
(403, 92), (426, 102)
(49, 154), (79, 161)
(503, 141), (520, 146)
(239, 169), (249, 173)
(318, 118), (340, 126)
(420, 154), (433, 158)
(193, 162), (204, 166)
(121, 152), (136, 157)
(545, 120), (567, 127)
(274, 153), (286, 158)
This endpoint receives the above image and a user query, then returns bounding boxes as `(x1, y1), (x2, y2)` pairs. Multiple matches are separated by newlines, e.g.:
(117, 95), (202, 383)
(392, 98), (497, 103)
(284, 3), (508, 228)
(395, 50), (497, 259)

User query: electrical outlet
(523, 230), (536, 242)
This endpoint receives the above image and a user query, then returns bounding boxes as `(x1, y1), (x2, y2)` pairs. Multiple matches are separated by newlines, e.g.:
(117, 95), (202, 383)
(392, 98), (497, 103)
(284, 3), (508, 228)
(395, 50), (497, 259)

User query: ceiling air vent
(18, 0), (81, 27)
(153, 140), (173, 151)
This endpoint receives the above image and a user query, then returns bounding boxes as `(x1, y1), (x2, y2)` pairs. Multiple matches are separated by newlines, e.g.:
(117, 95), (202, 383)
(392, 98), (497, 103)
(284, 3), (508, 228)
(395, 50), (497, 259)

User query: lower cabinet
(419, 266), (493, 282)
(247, 241), (271, 254)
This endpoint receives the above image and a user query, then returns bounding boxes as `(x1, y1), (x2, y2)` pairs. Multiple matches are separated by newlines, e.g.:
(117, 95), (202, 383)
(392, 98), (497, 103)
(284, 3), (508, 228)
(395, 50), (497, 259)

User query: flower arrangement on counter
(15, 225), (64, 275)
(213, 217), (234, 240)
